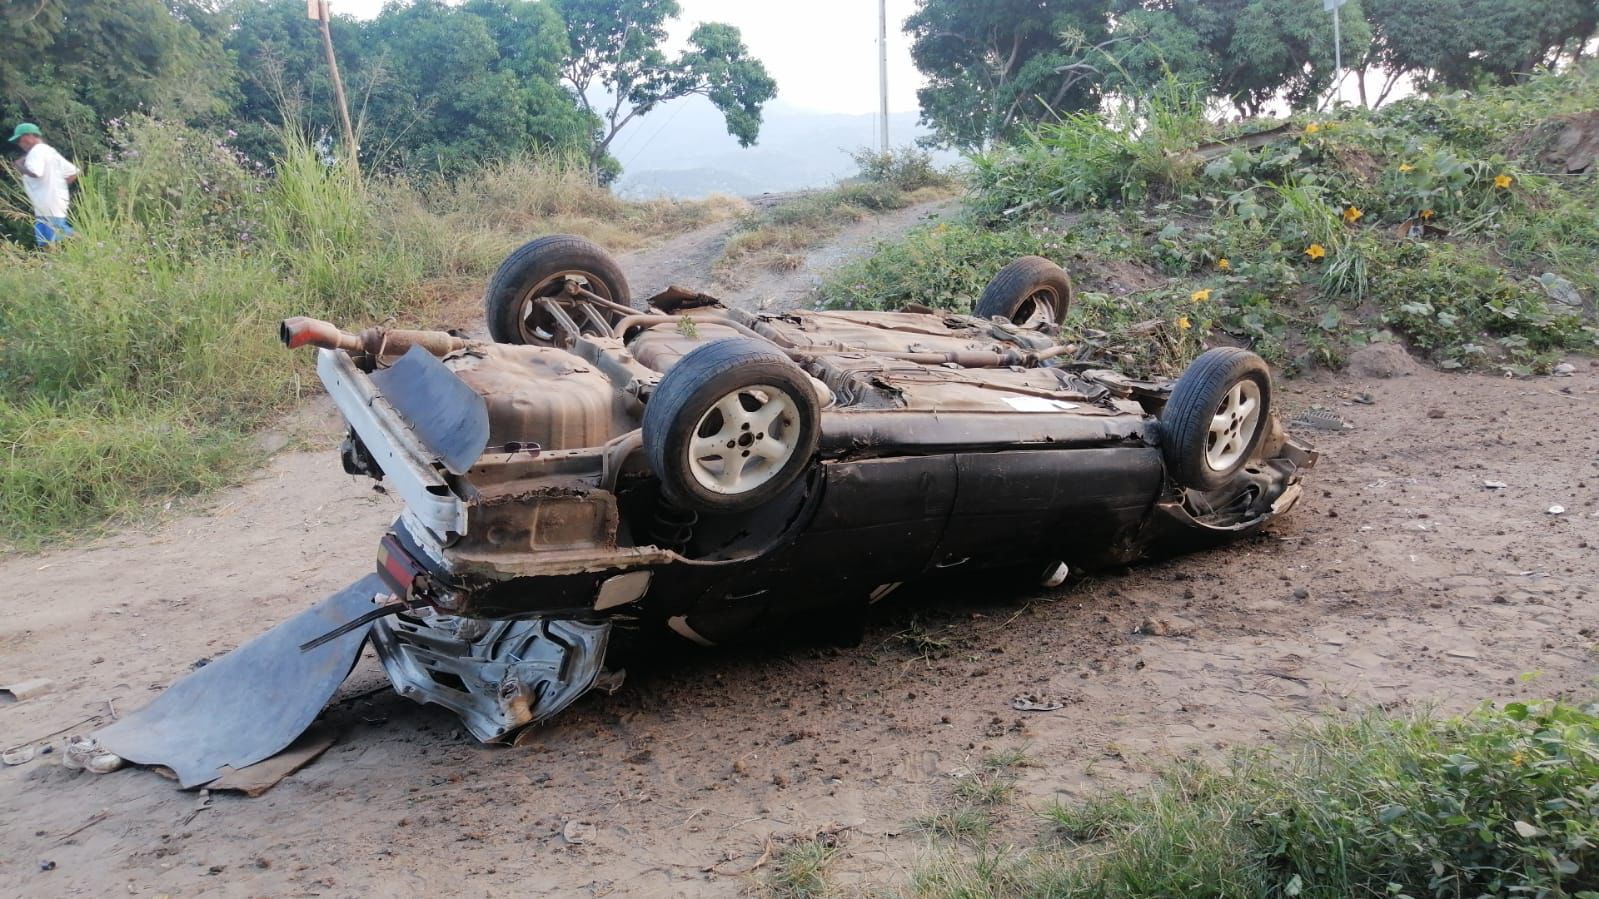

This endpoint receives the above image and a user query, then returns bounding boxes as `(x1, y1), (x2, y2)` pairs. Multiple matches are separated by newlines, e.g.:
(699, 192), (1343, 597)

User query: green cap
(8, 123), (42, 142)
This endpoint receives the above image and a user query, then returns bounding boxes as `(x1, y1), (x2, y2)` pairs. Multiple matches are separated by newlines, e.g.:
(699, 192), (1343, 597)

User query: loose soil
(2, 207), (1597, 897)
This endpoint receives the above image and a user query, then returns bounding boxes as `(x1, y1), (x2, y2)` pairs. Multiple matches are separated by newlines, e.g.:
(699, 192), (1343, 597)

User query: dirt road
(2, 213), (1597, 896)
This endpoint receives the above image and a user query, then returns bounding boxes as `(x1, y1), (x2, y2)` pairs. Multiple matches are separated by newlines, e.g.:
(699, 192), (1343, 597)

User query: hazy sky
(334, 0), (928, 115)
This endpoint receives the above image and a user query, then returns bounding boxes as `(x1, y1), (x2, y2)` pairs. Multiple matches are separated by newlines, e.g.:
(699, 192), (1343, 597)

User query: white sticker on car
(1003, 396), (1079, 412)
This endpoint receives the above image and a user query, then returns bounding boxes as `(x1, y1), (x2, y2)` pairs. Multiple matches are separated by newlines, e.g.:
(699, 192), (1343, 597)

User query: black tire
(1160, 348), (1273, 490)
(974, 256), (1073, 327)
(485, 234), (634, 345)
(643, 338), (821, 515)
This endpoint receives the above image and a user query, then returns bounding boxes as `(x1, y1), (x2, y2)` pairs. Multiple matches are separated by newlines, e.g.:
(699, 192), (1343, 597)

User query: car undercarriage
(92, 236), (1315, 786)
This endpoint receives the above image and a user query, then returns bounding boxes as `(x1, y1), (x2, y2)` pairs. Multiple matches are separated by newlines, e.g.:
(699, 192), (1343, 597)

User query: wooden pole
(315, 0), (359, 180)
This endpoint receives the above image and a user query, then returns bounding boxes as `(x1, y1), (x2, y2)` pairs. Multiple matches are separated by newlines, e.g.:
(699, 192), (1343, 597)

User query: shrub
(0, 118), (744, 546)
(916, 702), (1599, 899)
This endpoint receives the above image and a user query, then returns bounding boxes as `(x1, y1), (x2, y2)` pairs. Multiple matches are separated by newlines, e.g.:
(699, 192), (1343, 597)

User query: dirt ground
(2, 211), (1597, 897)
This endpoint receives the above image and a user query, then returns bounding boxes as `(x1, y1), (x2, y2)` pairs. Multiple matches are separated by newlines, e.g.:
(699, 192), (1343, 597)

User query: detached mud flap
(94, 575), (384, 789)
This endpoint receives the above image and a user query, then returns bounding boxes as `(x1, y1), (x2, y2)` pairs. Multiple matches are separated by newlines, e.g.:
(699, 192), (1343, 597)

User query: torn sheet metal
(95, 575), (383, 789)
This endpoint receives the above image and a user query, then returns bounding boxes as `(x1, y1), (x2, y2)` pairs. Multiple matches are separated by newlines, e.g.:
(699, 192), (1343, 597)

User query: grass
(714, 147), (959, 280)
(915, 806), (996, 846)
(819, 64), (1599, 376)
(764, 831), (848, 899)
(0, 116), (742, 547)
(910, 701), (1599, 899)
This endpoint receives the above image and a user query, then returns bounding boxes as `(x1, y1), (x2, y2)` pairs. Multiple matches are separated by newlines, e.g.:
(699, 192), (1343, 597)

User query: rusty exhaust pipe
(281, 316), (364, 353)
(280, 317), (474, 360)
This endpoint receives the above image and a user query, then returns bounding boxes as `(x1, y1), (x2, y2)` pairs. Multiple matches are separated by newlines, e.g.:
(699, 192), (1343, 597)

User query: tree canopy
(1, 0), (231, 156)
(905, 0), (1114, 151)
(1362, 0), (1599, 102)
(907, 0), (1597, 149)
(4, 0), (774, 181)
(552, 0), (776, 177)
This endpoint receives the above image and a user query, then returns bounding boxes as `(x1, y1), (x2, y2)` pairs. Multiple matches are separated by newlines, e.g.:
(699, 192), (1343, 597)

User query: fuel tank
(445, 344), (635, 451)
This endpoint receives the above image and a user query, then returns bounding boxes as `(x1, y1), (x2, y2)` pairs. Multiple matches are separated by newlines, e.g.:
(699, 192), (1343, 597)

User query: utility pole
(1324, 0), (1347, 97)
(879, 0), (890, 152)
(309, 0), (359, 177)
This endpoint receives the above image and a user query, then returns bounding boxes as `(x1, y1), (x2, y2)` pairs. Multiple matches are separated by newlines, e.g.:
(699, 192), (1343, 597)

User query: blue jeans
(34, 216), (73, 246)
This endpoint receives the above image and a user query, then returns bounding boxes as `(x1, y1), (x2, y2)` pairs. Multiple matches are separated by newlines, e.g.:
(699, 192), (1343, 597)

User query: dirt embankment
(1, 211), (1596, 897)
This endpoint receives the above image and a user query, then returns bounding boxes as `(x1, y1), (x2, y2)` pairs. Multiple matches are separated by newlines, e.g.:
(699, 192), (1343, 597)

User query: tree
(1111, 0), (1372, 115)
(223, 0), (594, 175)
(360, 0), (593, 174)
(906, 0), (1114, 151)
(1, 0), (232, 156)
(1361, 0), (1598, 100)
(551, 0), (777, 178)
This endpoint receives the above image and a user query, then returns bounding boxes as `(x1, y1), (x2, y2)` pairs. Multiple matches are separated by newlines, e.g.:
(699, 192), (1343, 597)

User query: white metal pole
(1333, 3), (1343, 90)
(879, 0), (890, 152)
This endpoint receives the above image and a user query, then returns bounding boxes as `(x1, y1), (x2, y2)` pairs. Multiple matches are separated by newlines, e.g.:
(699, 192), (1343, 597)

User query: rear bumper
(318, 348), (466, 538)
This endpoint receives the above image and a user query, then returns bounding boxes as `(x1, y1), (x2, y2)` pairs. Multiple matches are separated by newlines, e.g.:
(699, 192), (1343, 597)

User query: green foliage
(552, 0), (776, 173)
(1364, 0), (1599, 93)
(968, 76), (1212, 216)
(916, 702), (1599, 899)
(1112, 0), (1374, 115)
(906, 0), (1113, 150)
(223, 0), (594, 177)
(849, 147), (957, 193)
(0, 0), (231, 157)
(827, 66), (1599, 375)
(0, 118), (741, 545)
(1373, 242), (1591, 372)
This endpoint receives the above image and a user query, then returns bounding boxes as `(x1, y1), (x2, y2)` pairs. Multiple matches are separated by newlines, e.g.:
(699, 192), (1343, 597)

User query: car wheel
(974, 256), (1073, 328)
(643, 338), (821, 514)
(1160, 347), (1273, 490)
(485, 234), (634, 345)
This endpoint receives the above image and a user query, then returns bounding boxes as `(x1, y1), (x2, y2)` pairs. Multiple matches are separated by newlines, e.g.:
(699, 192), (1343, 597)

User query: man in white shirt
(9, 123), (79, 246)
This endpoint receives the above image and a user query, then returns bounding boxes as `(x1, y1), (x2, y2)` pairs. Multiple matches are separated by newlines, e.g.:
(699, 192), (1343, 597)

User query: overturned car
(96, 236), (1314, 787)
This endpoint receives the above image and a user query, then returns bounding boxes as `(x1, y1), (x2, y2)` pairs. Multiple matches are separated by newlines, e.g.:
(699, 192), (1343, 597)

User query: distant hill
(610, 99), (961, 199)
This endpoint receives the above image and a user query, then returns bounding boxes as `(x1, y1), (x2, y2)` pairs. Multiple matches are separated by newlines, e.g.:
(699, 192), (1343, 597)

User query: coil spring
(650, 503), (698, 553)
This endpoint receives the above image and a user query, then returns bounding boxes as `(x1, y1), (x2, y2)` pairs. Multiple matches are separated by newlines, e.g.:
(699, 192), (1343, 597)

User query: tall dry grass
(0, 118), (743, 546)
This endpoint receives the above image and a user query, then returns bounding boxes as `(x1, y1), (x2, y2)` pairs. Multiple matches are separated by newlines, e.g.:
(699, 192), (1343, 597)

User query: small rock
(1292, 587), (1310, 600)
(1347, 342), (1420, 379)
(0, 678), (55, 703)
(1538, 273), (1585, 308)
(1483, 480), (1508, 490)
(1426, 408), (1446, 420)
(1549, 505), (1566, 515)
(1136, 617), (1194, 637)
(562, 820), (597, 845)
(39, 860), (55, 872)
(1552, 362), (1576, 376)
(1446, 648), (1480, 660)
(2, 746), (36, 766)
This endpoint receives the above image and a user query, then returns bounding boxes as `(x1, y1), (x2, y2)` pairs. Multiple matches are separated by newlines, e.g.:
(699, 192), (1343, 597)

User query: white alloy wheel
(687, 385), (800, 496)
(1205, 380), (1263, 472)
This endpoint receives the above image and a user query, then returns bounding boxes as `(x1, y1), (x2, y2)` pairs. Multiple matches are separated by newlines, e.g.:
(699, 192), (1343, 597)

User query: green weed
(914, 701), (1599, 899)
(0, 117), (739, 546)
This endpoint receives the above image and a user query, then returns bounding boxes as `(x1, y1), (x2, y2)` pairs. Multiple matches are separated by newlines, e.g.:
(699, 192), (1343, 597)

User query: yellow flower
(1191, 288), (1212, 302)
(1398, 162), (1414, 173)
(1217, 258), (1231, 271)
(1420, 209), (1435, 220)
(1511, 751), (1526, 767)
(1344, 206), (1364, 224)
(1176, 315), (1192, 331)
(1494, 173), (1514, 189)
(1304, 122), (1321, 135)
(1305, 243), (1327, 261)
